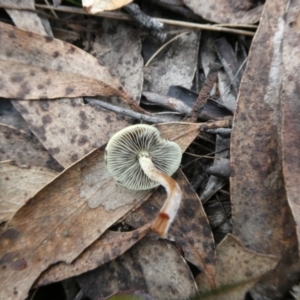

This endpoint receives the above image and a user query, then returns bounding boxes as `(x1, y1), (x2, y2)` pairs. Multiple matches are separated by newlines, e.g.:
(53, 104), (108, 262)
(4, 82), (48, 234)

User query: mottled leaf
(0, 123), (62, 172)
(144, 31), (200, 95)
(230, 0), (298, 298)
(0, 22), (144, 114)
(281, 0), (300, 257)
(0, 161), (57, 223)
(35, 223), (151, 286)
(13, 99), (128, 167)
(76, 239), (198, 299)
(196, 235), (278, 300)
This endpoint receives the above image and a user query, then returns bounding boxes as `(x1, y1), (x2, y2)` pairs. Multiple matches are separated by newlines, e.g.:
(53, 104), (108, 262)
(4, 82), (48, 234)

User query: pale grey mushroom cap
(105, 124), (182, 190)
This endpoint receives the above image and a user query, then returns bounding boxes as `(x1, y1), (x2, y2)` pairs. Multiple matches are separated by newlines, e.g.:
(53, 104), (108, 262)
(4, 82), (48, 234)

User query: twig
(124, 3), (166, 41)
(33, 4), (256, 36)
(86, 98), (169, 123)
(186, 62), (222, 122)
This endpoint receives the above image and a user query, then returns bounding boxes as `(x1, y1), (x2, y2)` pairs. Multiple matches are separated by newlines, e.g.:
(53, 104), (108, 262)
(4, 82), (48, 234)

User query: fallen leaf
(230, 0), (298, 298)
(35, 223), (151, 287)
(1, 0), (51, 36)
(183, 0), (263, 24)
(82, 0), (133, 13)
(196, 234), (278, 300)
(0, 161), (57, 223)
(91, 18), (143, 103)
(0, 123), (62, 172)
(76, 239), (198, 299)
(0, 122), (201, 299)
(144, 31), (200, 95)
(0, 22), (145, 114)
(281, 0), (300, 257)
(155, 122), (203, 152)
(125, 170), (216, 288)
(0, 147), (150, 300)
(12, 99), (128, 167)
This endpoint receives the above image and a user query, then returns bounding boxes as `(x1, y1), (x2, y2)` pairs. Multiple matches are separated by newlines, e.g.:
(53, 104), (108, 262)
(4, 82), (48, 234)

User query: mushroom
(105, 124), (182, 238)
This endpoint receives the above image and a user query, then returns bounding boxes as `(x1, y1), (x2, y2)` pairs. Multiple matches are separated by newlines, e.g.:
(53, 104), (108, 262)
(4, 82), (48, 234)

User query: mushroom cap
(105, 124), (182, 190)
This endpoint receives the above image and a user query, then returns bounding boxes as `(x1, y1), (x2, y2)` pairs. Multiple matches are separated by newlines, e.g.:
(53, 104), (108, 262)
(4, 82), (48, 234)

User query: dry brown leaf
(0, 147), (150, 300)
(144, 31), (200, 95)
(183, 0), (263, 24)
(0, 161), (57, 223)
(91, 19), (143, 103)
(76, 239), (198, 299)
(2, 0), (52, 36)
(0, 122), (200, 299)
(196, 234), (278, 300)
(35, 223), (151, 287)
(230, 0), (298, 298)
(0, 123), (62, 172)
(281, 0), (300, 257)
(82, 0), (133, 13)
(0, 22), (145, 114)
(12, 99), (128, 167)
(125, 170), (216, 288)
(155, 122), (203, 151)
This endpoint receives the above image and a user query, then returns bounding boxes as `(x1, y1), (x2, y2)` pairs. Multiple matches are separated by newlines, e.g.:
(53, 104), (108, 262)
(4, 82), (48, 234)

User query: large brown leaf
(35, 223), (151, 286)
(281, 0), (300, 257)
(196, 235), (278, 300)
(230, 0), (298, 298)
(0, 22), (144, 114)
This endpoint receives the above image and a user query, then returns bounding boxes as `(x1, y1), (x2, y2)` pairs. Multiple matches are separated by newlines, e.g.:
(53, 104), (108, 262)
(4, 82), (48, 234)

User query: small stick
(185, 62), (222, 122)
(86, 98), (169, 123)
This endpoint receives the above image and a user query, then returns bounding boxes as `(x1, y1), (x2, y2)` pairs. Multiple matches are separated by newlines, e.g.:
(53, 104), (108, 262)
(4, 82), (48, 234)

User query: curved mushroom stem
(139, 153), (182, 238)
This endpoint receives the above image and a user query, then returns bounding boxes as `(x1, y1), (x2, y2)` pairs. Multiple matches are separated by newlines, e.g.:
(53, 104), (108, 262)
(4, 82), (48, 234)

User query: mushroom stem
(139, 153), (182, 238)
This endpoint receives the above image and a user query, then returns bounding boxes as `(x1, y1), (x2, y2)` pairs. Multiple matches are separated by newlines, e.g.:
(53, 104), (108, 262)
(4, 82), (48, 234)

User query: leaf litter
(1, 0), (300, 299)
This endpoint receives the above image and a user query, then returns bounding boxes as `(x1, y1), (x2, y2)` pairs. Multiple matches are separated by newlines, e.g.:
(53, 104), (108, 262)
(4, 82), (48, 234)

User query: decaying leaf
(35, 223), (151, 286)
(183, 0), (263, 24)
(0, 161), (57, 223)
(90, 19), (143, 103)
(281, 0), (300, 257)
(82, 0), (133, 13)
(0, 147), (150, 300)
(231, 0), (296, 260)
(196, 234), (278, 300)
(0, 22), (145, 114)
(230, 0), (298, 298)
(0, 123), (62, 172)
(3, 0), (53, 37)
(12, 99), (128, 167)
(155, 122), (203, 152)
(144, 31), (200, 95)
(125, 170), (216, 288)
(76, 239), (198, 299)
